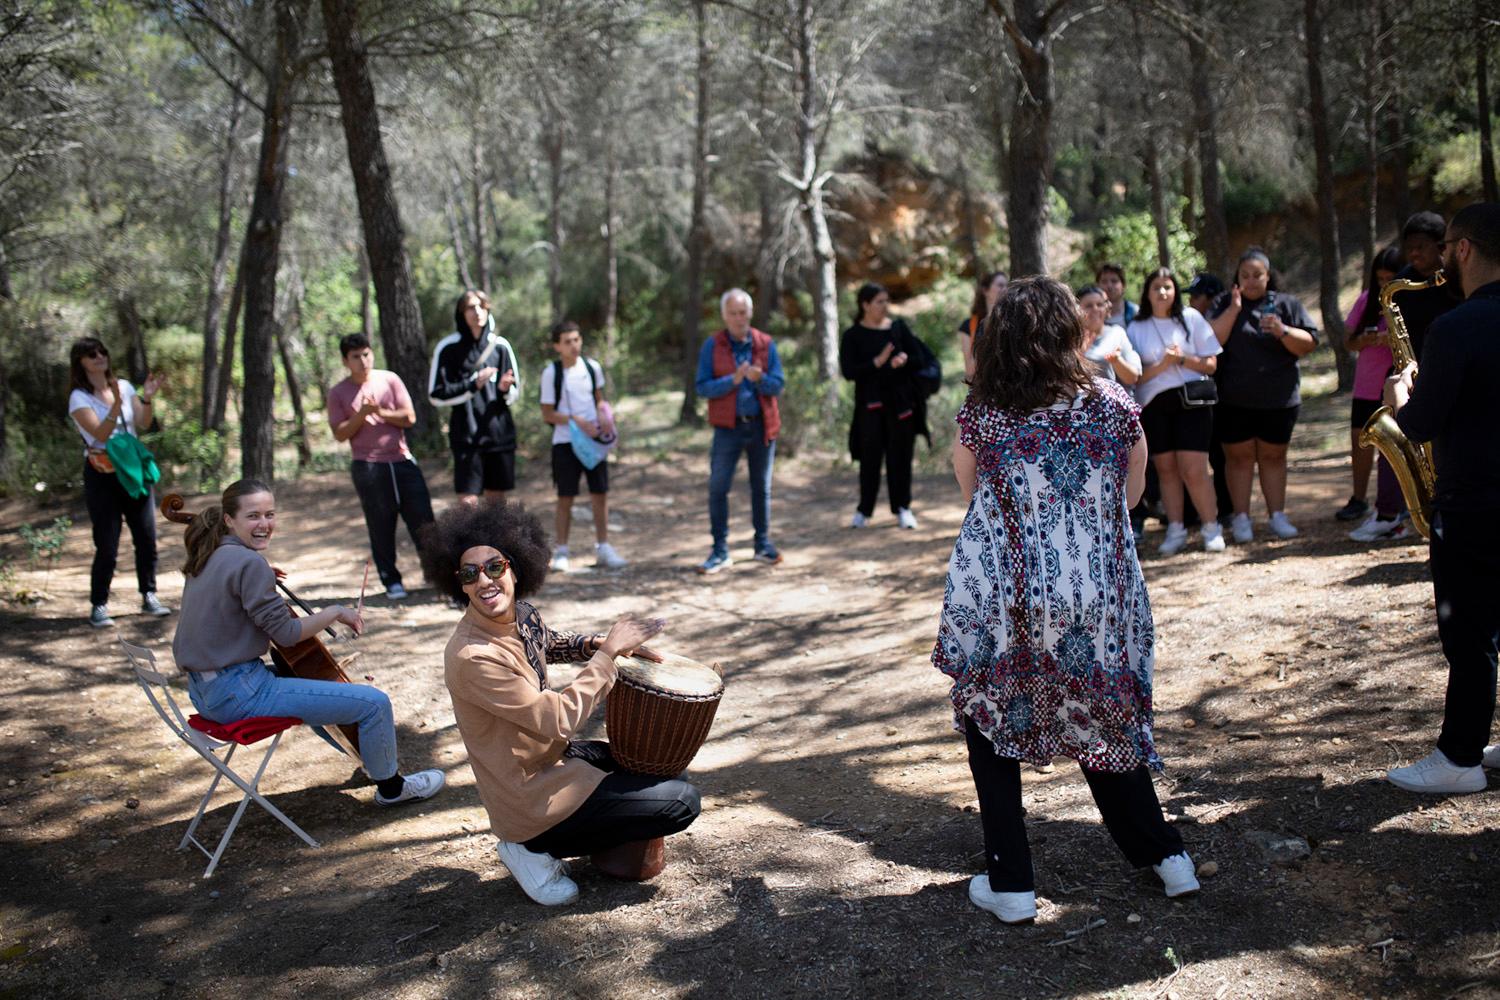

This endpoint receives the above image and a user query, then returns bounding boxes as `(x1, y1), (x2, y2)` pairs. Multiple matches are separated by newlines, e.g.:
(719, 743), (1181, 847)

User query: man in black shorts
(428, 290), (521, 505)
(540, 321), (626, 572)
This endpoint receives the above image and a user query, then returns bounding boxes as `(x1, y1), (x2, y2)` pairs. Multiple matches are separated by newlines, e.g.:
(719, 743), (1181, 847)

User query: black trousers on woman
(524, 741), (701, 859)
(83, 461), (158, 606)
(965, 717), (1183, 892)
(856, 407), (916, 516)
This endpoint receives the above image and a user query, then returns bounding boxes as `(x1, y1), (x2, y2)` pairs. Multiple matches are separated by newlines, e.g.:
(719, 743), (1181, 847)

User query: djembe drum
(592, 652), (723, 881)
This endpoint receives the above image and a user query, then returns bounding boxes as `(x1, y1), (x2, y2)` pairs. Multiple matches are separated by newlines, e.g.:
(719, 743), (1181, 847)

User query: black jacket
(839, 318), (941, 459)
(427, 317), (520, 452)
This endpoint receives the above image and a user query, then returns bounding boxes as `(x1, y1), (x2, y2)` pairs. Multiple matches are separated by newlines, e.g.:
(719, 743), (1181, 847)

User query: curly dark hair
(970, 275), (1095, 414)
(417, 500), (551, 606)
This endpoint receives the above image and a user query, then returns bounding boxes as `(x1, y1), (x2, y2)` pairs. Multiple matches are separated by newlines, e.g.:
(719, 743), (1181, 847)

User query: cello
(161, 493), (364, 762)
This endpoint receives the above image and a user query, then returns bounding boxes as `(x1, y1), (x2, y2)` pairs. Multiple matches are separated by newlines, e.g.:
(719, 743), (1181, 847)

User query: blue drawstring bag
(568, 419), (606, 469)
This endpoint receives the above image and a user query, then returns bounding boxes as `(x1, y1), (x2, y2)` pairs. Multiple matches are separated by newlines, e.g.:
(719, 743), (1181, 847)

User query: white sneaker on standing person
(539, 321), (626, 571)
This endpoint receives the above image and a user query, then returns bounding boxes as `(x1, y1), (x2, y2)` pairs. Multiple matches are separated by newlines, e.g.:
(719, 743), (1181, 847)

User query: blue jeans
(187, 660), (399, 781)
(708, 421), (775, 554)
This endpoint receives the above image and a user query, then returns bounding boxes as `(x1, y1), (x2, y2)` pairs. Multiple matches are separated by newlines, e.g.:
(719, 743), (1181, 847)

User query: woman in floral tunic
(933, 276), (1199, 925)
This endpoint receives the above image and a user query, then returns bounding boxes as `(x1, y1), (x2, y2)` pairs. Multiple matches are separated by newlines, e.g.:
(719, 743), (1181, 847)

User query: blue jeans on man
(708, 417), (775, 557)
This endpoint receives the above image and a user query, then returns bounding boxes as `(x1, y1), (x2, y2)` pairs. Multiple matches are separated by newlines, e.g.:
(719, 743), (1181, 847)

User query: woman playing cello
(171, 478), (444, 806)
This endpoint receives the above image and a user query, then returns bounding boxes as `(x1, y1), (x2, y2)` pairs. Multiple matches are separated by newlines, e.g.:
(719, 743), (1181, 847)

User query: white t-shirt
(539, 358), (605, 445)
(1082, 324), (1142, 383)
(68, 381), (138, 453)
(1126, 307), (1222, 408)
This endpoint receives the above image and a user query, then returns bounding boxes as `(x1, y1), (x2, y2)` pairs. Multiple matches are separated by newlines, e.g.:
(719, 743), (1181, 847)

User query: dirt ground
(2, 384), (1498, 1000)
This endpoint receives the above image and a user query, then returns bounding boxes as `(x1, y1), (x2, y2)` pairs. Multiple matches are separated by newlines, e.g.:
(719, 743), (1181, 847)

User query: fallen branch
(394, 924), (439, 946)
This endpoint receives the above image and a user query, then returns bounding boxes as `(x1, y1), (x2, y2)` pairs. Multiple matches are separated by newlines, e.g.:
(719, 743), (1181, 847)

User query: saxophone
(1357, 271), (1445, 539)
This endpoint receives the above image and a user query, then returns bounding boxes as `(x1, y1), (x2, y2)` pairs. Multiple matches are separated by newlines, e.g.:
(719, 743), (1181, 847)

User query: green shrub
(143, 419), (227, 492)
(1064, 200), (1206, 291)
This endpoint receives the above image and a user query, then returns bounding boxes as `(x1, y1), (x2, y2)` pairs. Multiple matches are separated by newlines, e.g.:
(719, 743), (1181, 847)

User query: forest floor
(2, 371), (1499, 1000)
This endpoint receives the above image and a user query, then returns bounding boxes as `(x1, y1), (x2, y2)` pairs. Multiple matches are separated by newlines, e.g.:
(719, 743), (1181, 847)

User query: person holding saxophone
(1383, 202), (1500, 795)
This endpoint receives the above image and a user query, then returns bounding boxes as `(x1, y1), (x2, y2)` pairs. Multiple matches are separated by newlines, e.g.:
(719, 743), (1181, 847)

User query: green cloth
(104, 434), (160, 498)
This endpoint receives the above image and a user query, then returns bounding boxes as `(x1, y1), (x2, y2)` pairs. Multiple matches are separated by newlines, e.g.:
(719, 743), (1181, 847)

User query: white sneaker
(1349, 515), (1402, 542)
(850, 511), (869, 528)
(967, 875), (1036, 924)
(1153, 852), (1201, 898)
(1387, 748), (1487, 794)
(384, 582), (408, 601)
(497, 841), (580, 905)
(1201, 522), (1226, 552)
(1158, 523), (1188, 555)
(1230, 512), (1254, 544)
(374, 768), (446, 806)
(89, 604), (113, 628)
(550, 546), (570, 573)
(897, 508), (918, 530)
(1484, 745), (1500, 768)
(1268, 511), (1299, 539)
(594, 541), (627, 569)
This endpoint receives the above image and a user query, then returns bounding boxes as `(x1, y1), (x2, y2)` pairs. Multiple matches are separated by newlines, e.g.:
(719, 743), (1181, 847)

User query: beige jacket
(443, 603), (616, 842)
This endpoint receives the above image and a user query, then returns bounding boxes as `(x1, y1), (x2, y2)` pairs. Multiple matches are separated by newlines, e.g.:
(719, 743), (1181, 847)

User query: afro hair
(417, 499), (551, 606)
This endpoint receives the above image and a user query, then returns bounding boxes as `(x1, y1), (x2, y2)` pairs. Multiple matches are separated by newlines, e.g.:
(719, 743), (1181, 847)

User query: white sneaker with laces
(1201, 522), (1226, 552)
(1484, 745), (1500, 768)
(850, 511), (869, 528)
(1349, 515), (1402, 542)
(89, 604), (113, 629)
(1158, 523), (1188, 556)
(897, 507), (918, 530)
(1387, 748), (1487, 794)
(550, 546), (570, 573)
(497, 841), (580, 905)
(374, 768), (446, 806)
(594, 541), (627, 569)
(1230, 512), (1254, 544)
(385, 582), (408, 601)
(1153, 852), (1201, 898)
(967, 875), (1036, 924)
(1268, 511), (1299, 539)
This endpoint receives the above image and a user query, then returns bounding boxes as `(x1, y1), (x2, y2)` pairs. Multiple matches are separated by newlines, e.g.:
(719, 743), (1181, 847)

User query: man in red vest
(694, 288), (785, 573)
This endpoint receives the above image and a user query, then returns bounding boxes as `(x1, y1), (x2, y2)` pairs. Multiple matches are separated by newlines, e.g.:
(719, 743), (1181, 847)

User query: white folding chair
(120, 639), (319, 877)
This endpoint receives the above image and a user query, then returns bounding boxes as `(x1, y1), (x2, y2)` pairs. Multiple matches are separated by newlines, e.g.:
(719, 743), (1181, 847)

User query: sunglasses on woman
(84, 348), (108, 359)
(456, 555), (510, 586)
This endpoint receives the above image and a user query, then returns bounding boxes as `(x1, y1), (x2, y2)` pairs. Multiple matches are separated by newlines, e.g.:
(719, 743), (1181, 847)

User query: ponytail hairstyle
(1236, 245), (1281, 293)
(182, 478), (274, 577)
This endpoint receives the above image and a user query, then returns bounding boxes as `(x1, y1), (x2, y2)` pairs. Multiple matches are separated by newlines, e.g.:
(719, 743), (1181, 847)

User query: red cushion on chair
(188, 714), (302, 745)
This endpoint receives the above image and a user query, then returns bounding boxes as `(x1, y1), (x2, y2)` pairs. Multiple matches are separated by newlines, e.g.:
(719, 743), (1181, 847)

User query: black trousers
(965, 717), (1183, 892)
(83, 461), (157, 606)
(1431, 509), (1500, 768)
(524, 741), (701, 859)
(856, 408), (915, 516)
(349, 459), (435, 589)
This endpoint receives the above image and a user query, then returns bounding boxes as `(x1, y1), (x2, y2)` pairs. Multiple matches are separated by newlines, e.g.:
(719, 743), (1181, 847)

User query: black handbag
(1178, 379), (1218, 408)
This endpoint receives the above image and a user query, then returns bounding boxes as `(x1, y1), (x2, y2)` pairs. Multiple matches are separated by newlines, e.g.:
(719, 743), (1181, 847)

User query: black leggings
(856, 408), (916, 516)
(83, 461), (158, 606)
(524, 741), (701, 859)
(965, 717), (1183, 892)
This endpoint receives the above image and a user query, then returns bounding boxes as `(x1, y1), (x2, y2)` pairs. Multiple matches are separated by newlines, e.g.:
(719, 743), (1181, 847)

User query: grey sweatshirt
(172, 535), (302, 672)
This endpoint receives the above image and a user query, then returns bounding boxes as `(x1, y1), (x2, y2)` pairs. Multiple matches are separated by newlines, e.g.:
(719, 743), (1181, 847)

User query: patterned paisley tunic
(932, 378), (1160, 772)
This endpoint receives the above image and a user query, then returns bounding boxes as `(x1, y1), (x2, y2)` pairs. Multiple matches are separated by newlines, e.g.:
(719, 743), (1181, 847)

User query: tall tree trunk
(602, 121), (619, 364)
(239, 0), (306, 480)
(994, 0), (1054, 277)
(1186, 0), (1230, 277)
(791, 0), (839, 403)
(1384, 0), (1411, 225)
(1181, 131), (1198, 238)
(752, 15), (781, 328)
(1361, 3), (1380, 273)
(1305, 0), (1353, 391)
(471, 136), (492, 290)
(541, 117), (565, 322)
(445, 185), (475, 289)
(486, 175), (509, 276)
(0, 237), (11, 300)
(956, 159), (986, 276)
(116, 292), (148, 387)
(356, 247), (374, 337)
(679, 0), (711, 425)
(1477, 0), (1498, 202)
(321, 0), (436, 445)
(202, 84), (245, 429)
(1133, 11), (1169, 267)
(211, 241), (246, 433)
(273, 315), (311, 467)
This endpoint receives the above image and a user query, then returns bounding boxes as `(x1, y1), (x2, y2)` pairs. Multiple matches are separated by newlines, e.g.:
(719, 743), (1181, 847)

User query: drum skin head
(617, 652), (724, 698)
